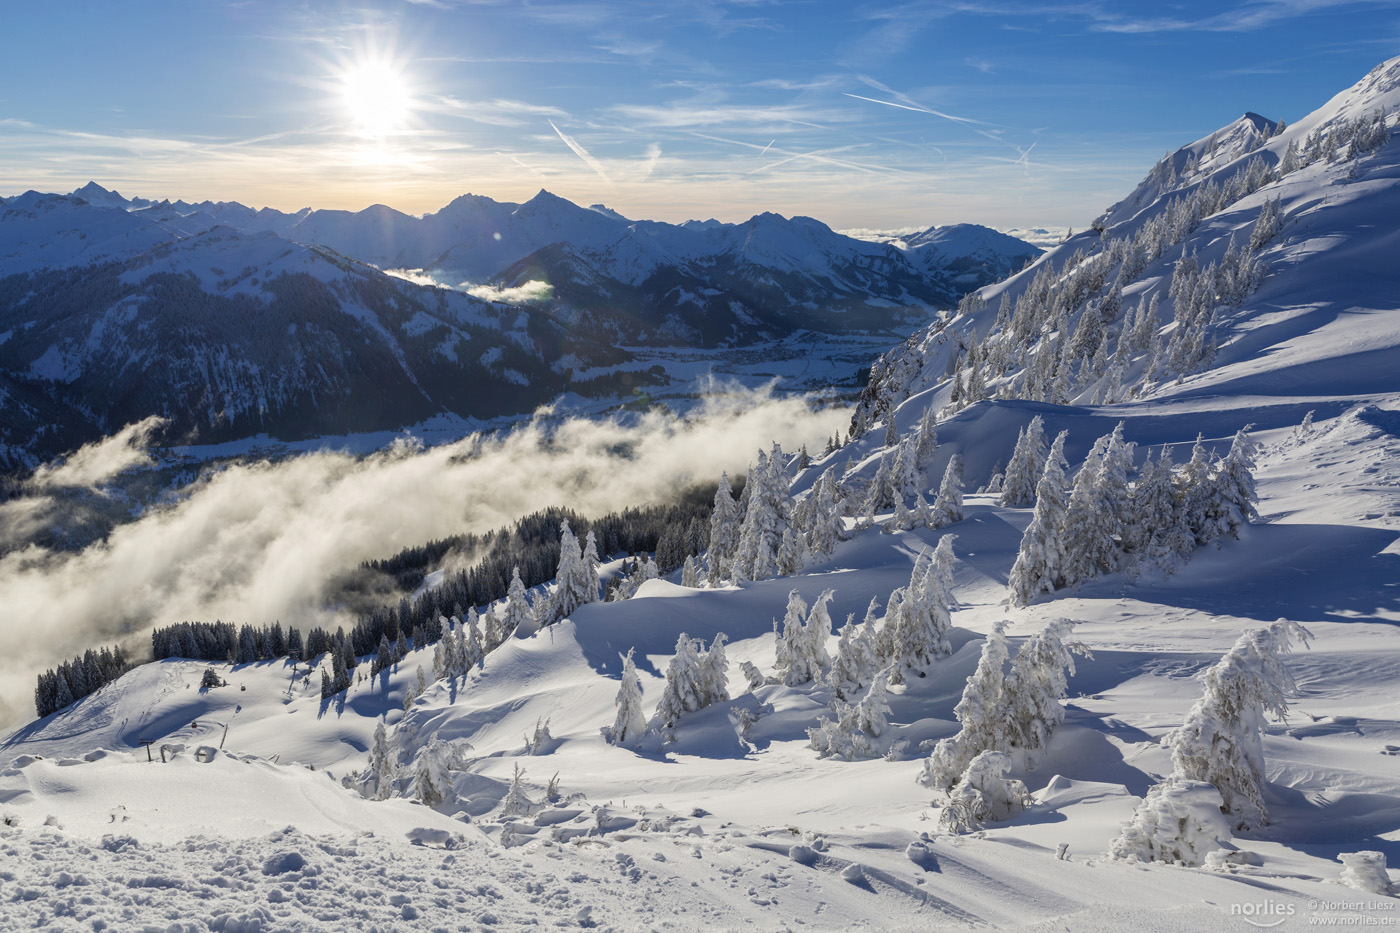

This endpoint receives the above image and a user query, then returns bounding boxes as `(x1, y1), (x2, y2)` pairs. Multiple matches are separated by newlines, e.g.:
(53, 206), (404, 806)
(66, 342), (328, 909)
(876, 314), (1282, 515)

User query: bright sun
(340, 61), (413, 138)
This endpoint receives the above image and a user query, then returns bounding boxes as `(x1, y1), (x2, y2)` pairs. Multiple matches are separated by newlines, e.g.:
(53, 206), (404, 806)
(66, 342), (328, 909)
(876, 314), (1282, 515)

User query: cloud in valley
(0, 389), (849, 727)
(28, 416), (166, 490)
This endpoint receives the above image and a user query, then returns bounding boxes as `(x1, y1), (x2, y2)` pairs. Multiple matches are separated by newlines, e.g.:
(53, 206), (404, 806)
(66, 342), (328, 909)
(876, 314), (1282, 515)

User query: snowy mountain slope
(51, 183), (1039, 346)
(903, 223), (1042, 284)
(0, 200), (630, 464)
(1100, 111), (1282, 229)
(850, 55), (1400, 436)
(0, 181), (1038, 465)
(4, 392), (1396, 930)
(489, 215), (957, 348)
(0, 190), (181, 275)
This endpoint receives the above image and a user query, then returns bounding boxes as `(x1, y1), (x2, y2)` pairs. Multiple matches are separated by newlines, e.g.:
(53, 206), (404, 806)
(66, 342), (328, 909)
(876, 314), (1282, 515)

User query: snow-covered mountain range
(2, 56), (1399, 933)
(0, 186), (1036, 467)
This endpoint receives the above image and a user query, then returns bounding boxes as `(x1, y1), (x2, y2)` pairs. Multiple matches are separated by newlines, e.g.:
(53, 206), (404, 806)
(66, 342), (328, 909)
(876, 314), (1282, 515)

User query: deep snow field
(4, 56), (1400, 933)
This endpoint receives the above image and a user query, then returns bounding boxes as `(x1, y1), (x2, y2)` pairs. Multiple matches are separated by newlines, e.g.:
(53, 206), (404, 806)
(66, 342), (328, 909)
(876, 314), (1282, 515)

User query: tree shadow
(1247, 783), (1400, 863)
(1127, 523), (1400, 627)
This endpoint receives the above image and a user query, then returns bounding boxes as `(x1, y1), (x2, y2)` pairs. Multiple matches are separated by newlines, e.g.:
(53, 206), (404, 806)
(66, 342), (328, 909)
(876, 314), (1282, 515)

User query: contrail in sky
(548, 119), (613, 185)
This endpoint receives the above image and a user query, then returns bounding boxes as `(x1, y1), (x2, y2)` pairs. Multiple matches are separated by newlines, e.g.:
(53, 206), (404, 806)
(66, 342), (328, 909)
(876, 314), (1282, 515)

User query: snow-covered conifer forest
(2, 56), (1400, 931)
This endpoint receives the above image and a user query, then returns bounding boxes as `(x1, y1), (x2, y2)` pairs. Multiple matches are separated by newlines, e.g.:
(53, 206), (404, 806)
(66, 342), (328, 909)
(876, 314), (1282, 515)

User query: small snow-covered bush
(1338, 851), (1397, 896)
(500, 763), (541, 819)
(808, 670), (892, 761)
(1108, 778), (1229, 866)
(939, 751), (1034, 833)
(408, 739), (470, 808)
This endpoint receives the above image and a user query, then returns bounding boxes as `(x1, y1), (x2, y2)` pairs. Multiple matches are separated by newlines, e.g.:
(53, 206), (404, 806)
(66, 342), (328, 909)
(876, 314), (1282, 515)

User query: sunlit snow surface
(4, 60), (1400, 932)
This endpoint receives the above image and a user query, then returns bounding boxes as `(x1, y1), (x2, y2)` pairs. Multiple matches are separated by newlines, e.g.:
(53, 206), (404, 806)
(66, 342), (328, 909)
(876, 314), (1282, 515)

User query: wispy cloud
(464, 280), (556, 304)
(610, 101), (850, 129)
(640, 142), (662, 177)
(1084, 0), (1400, 33)
(430, 96), (568, 126)
(689, 132), (911, 179)
(29, 416), (166, 491)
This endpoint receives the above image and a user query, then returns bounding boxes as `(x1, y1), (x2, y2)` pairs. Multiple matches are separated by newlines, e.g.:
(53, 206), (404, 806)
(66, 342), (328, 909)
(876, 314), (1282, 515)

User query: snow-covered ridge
(851, 53), (1400, 436)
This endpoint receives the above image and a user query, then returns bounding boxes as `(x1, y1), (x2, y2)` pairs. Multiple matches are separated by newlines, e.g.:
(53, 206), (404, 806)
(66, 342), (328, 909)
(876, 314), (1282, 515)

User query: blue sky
(1, 1), (1397, 230)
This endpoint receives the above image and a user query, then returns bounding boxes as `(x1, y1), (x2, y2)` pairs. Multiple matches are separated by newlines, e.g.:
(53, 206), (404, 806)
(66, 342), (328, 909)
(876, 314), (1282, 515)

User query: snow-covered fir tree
(706, 472), (742, 586)
(698, 633), (731, 707)
(914, 404), (939, 467)
(1008, 431), (1071, 606)
(409, 739), (468, 808)
(1002, 618), (1091, 766)
(1000, 415), (1048, 507)
(651, 632), (729, 737)
(653, 633), (705, 734)
(680, 554), (700, 587)
(1134, 446), (1195, 571)
(892, 436), (922, 500)
(1059, 432), (1119, 587)
(1213, 425), (1260, 540)
(888, 539), (955, 683)
(923, 621), (1011, 793)
(804, 468), (847, 560)
(1167, 619), (1311, 829)
(731, 446), (795, 583)
(863, 448), (898, 515)
(1180, 433), (1219, 545)
(913, 491), (936, 529)
(518, 718), (552, 755)
(777, 523), (809, 576)
(368, 721), (395, 801)
(541, 520), (599, 626)
(609, 647), (648, 747)
(372, 635), (393, 677)
(802, 589), (835, 675)
(500, 762), (540, 819)
(774, 589), (834, 686)
(583, 531), (602, 588)
(500, 565), (535, 641)
(462, 609), (484, 671)
(828, 613), (878, 701)
(482, 608), (506, 654)
(774, 589), (808, 685)
(930, 454), (965, 527)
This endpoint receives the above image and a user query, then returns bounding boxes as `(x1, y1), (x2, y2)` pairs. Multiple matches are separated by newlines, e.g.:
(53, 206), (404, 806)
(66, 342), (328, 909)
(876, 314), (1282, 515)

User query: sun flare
(340, 61), (413, 138)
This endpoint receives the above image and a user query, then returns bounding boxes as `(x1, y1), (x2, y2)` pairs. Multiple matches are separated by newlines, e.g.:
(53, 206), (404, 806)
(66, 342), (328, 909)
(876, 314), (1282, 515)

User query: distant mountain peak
(70, 181), (128, 207)
(522, 188), (570, 207)
(587, 203), (629, 222)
